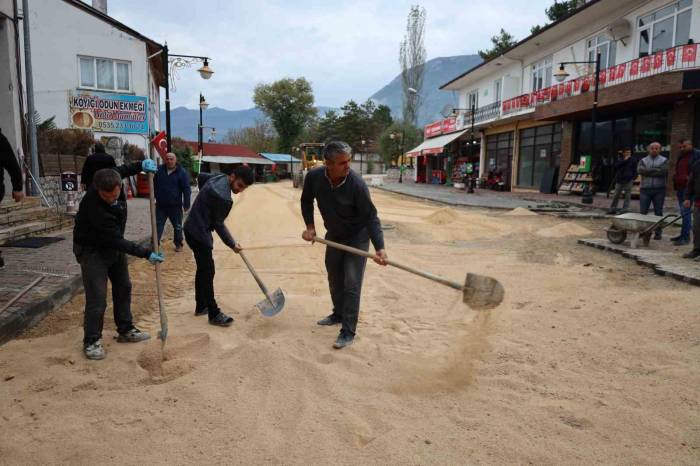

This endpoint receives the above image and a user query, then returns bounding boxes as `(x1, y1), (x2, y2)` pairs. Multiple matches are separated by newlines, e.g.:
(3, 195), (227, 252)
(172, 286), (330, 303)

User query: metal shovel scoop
(238, 251), (286, 317)
(314, 238), (504, 311)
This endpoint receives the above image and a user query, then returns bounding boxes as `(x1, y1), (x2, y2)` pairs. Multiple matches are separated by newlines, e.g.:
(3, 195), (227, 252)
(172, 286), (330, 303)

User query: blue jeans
(156, 205), (184, 247)
(676, 190), (693, 240)
(325, 235), (369, 337)
(640, 187), (666, 237)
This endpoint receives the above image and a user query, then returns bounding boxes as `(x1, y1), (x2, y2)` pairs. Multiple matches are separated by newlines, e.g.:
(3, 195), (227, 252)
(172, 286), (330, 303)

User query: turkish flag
(682, 44), (698, 63)
(666, 48), (677, 67)
(599, 70), (607, 84)
(574, 79), (581, 92)
(641, 56), (652, 73)
(550, 86), (558, 100)
(653, 52), (664, 70)
(565, 81), (573, 95)
(616, 63), (626, 78)
(151, 131), (168, 158)
(630, 60), (640, 76)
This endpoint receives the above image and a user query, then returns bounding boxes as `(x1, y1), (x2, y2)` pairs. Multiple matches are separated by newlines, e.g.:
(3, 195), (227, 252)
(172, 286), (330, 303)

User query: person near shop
(154, 152), (191, 252)
(607, 148), (637, 215)
(74, 163), (164, 361)
(637, 142), (668, 240)
(183, 165), (254, 326)
(300, 140), (388, 350)
(0, 128), (24, 269)
(80, 142), (116, 191)
(671, 139), (700, 246)
(682, 153), (700, 259)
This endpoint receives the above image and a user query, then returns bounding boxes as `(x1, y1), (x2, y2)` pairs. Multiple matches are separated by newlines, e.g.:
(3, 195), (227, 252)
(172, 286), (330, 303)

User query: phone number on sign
(94, 121), (146, 131)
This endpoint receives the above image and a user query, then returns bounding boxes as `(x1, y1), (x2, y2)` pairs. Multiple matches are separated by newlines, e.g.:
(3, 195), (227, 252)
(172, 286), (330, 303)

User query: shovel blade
(256, 288), (286, 317)
(463, 273), (504, 310)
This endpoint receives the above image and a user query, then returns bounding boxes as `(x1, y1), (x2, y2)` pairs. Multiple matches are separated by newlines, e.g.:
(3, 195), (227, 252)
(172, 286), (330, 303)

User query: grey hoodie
(183, 173), (236, 249)
(637, 154), (668, 190)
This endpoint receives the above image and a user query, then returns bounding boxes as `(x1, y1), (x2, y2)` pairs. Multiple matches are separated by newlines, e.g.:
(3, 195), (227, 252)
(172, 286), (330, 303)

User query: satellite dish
(441, 104), (455, 118)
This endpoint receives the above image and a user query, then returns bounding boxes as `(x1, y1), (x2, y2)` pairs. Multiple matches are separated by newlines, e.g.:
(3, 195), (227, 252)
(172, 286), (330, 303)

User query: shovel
(314, 237), (504, 310)
(238, 251), (286, 317)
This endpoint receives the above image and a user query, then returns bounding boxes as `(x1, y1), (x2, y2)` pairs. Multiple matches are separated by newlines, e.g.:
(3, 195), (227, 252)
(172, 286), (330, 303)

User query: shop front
(515, 123), (562, 189)
(484, 131), (514, 190)
(405, 128), (469, 184)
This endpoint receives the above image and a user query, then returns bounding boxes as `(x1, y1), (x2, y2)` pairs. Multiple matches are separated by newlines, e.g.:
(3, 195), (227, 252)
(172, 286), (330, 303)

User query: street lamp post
(554, 51), (602, 193)
(154, 44), (215, 152)
(198, 93), (209, 156)
(360, 139), (365, 175)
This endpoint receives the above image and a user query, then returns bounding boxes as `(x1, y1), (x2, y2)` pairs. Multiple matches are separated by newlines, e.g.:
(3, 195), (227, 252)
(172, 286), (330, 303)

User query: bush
(366, 160), (375, 174)
(38, 127), (95, 156)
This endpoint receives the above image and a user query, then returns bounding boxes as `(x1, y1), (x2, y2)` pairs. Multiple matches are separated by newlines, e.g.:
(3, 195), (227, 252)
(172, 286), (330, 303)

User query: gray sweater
(637, 154), (668, 190)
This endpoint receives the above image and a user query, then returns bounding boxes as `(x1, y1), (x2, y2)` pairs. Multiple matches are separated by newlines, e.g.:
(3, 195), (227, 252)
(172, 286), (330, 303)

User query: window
(486, 131), (513, 189)
(517, 124), (561, 187)
(467, 90), (478, 110)
(78, 56), (132, 92)
(494, 79), (502, 103)
(638, 1), (693, 57)
(531, 57), (552, 92)
(587, 33), (617, 69)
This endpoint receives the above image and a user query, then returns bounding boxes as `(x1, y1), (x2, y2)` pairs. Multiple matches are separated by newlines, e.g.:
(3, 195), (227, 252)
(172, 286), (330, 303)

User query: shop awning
(201, 155), (273, 165)
(405, 129), (468, 157)
(259, 153), (302, 163)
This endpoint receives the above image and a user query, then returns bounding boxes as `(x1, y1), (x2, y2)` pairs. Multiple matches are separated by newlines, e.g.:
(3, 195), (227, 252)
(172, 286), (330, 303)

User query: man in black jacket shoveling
(301, 141), (388, 349)
(184, 165), (254, 326)
(74, 163), (164, 360)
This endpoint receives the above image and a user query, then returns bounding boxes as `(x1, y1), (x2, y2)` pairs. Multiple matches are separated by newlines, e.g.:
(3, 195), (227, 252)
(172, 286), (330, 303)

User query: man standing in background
(0, 128), (24, 269)
(637, 142), (668, 240)
(154, 152), (191, 252)
(671, 139), (700, 246)
(607, 148), (637, 215)
(80, 142), (115, 191)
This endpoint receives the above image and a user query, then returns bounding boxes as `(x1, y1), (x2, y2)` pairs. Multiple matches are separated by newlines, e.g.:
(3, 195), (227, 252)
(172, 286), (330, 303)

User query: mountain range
(162, 54), (482, 141)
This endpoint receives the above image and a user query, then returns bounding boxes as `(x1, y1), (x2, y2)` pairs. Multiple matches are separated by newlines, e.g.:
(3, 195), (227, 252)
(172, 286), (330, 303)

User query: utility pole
(21, 0), (40, 195)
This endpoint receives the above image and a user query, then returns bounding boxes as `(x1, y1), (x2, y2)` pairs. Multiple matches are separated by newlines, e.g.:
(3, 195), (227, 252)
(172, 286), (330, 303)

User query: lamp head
(199, 94), (209, 110)
(553, 64), (569, 83)
(197, 59), (214, 80)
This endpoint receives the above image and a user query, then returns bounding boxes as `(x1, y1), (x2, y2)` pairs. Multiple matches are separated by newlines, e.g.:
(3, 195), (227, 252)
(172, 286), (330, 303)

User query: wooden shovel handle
(313, 237), (463, 291)
(238, 251), (272, 298)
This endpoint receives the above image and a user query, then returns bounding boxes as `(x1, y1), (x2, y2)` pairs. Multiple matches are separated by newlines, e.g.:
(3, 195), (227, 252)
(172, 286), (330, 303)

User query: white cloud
(108, 0), (552, 110)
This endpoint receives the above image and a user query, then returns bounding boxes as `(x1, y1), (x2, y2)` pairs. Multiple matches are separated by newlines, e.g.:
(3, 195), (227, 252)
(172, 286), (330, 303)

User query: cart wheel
(607, 227), (627, 244)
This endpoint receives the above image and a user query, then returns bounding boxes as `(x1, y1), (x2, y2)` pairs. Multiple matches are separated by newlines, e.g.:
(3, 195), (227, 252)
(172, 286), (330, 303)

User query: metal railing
(501, 43), (700, 116)
(472, 101), (501, 124)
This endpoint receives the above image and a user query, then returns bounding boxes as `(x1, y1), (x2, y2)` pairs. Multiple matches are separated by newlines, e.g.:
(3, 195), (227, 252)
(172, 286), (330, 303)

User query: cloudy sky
(108, 0), (553, 111)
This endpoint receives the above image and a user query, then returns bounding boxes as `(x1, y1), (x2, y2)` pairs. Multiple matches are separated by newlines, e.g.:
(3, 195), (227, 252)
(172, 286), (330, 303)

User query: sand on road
(1, 181), (698, 465)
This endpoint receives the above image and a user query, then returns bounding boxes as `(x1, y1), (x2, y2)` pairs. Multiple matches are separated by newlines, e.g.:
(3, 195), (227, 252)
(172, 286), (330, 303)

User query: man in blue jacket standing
(154, 152), (191, 252)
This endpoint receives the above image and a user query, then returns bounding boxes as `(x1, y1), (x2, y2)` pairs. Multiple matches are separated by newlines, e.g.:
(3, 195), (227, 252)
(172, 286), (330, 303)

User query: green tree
(478, 28), (517, 61)
(531, 1), (581, 35)
(253, 77), (316, 154)
(224, 119), (278, 153)
(378, 121), (422, 165)
(171, 137), (196, 178)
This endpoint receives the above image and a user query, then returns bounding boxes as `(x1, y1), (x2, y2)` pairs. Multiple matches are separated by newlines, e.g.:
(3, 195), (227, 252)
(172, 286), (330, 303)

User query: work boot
(317, 314), (341, 326)
(84, 340), (105, 360)
(682, 250), (700, 259)
(333, 331), (354, 349)
(673, 238), (690, 246)
(116, 327), (151, 343)
(194, 306), (209, 316)
(670, 234), (683, 242)
(606, 209), (617, 215)
(209, 311), (234, 327)
(653, 232), (662, 240)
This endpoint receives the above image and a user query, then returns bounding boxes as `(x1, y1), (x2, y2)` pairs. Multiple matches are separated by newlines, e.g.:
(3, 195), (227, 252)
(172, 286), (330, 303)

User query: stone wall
(39, 176), (85, 207)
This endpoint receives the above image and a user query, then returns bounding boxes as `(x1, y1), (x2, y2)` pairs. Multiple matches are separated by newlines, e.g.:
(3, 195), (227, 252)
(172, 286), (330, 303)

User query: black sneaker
(682, 250), (700, 259)
(194, 307), (209, 316)
(670, 235), (683, 242)
(673, 238), (690, 246)
(333, 331), (354, 349)
(653, 233), (662, 241)
(0, 254), (4, 269)
(116, 327), (151, 343)
(317, 314), (341, 326)
(209, 311), (234, 327)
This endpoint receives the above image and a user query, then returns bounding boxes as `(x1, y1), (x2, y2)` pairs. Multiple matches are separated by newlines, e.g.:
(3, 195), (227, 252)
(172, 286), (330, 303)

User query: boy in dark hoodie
(183, 165), (254, 326)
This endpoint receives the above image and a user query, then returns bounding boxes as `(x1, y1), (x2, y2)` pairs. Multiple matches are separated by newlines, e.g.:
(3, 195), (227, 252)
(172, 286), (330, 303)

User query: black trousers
(325, 237), (369, 337)
(75, 245), (133, 345)
(185, 232), (218, 317)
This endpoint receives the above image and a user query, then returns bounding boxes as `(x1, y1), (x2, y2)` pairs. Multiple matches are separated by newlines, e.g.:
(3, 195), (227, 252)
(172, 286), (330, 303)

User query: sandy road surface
(1, 181), (699, 465)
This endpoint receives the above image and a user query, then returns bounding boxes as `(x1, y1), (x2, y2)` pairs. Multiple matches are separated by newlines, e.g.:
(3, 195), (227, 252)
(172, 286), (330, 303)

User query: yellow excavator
(294, 143), (325, 188)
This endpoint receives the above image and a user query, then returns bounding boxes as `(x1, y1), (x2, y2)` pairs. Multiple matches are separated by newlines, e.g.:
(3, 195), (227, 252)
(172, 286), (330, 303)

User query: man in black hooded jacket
(184, 165), (254, 326)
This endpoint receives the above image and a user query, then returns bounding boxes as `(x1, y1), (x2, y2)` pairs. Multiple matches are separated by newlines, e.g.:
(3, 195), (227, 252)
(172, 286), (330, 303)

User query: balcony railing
(472, 101), (501, 124)
(501, 43), (700, 116)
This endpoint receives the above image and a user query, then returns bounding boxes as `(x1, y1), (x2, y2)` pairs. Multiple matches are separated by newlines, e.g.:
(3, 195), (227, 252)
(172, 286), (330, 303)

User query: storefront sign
(69, 91), (148, 134)
(424, 117), (457, 138)
(501, 43), (700, 116)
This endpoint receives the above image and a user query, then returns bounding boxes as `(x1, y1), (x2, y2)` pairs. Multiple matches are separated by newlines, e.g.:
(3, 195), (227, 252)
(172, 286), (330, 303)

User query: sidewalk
(0, 197), (154, 344)
(378, 181), (680, 215)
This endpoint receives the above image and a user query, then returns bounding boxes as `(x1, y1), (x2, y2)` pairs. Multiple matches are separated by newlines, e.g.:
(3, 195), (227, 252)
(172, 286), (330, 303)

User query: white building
(1, 0), (165, 197)
(413, 0), (700, 194)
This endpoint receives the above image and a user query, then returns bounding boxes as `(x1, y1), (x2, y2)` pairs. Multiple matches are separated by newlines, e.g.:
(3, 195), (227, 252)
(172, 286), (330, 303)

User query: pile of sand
(505, 207), (538, 217)
(425, 207), (459, 225)
(536, 222), (592, 238)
